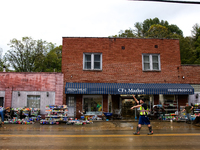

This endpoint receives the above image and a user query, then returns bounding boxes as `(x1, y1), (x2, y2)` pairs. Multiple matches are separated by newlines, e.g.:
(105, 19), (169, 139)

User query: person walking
(182, 103), (193, 124)
(131, 95), (153, 135)
(0, 106), (4, 125)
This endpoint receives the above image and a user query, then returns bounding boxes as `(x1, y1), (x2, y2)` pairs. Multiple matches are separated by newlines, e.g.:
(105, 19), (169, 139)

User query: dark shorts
(138, 115), (150, 125)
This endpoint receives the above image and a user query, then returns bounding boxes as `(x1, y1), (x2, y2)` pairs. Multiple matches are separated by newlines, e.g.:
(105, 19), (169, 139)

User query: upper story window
(142, 54), (161, 71)
(83, 53), (102, 70)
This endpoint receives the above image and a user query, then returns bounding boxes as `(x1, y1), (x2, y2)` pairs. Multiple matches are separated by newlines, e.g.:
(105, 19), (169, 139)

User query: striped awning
(65, 82), (194, 95)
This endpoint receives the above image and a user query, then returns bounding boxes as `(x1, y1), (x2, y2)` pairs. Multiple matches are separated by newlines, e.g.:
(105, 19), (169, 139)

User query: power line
(130, 0), (200, 4)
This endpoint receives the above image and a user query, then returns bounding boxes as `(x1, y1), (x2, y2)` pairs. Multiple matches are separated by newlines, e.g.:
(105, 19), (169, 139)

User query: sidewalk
(1, 119), (199, 133)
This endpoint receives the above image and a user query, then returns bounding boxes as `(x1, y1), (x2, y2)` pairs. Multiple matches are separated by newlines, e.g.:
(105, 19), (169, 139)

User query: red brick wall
(0, 72), (63, 107)
(76, 95), (82, 119)
(62, 37), (182, 85)
(179, 65), (200, 84)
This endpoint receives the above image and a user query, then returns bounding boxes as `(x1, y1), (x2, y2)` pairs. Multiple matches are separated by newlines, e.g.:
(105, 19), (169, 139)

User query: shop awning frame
(65, 82), (194, 95)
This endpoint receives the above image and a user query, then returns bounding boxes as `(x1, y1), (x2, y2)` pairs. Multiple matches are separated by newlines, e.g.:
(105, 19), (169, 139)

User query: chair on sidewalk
(113, 109), (122, 119)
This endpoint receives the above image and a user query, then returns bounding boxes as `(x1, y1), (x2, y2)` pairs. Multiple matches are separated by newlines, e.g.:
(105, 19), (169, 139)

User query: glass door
(67, 96), (75, 118)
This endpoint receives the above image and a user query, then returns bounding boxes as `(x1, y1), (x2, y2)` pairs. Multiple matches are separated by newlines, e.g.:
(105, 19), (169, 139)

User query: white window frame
(142, 54), (161, 71)
(83, 53), (102, 70)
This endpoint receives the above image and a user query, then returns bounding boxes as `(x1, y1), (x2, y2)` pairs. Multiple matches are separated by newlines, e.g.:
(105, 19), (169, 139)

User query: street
(0, 120), (200, 150)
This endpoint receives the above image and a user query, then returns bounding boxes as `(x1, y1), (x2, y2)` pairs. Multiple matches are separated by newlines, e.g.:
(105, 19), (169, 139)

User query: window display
(83, 95), (102, 115)
(163, 95), (177, 114)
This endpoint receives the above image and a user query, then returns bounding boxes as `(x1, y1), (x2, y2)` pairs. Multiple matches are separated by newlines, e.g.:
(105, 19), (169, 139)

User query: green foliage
(4, 37), (62, 72)
(111, 28), (135, 38)
(0, 57), (10, 72)
(111, 17), (183, 39)
(147, 24), (169, 38)
(110, 17), (200, 65)
(43, 45), (62, 72)
(192, 23), (200, 42)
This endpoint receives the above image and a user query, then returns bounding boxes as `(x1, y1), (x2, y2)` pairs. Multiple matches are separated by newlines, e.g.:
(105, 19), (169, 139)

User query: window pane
(85, 55), (91, 61)
(153, 63), (159, 69)
(143, 56), (149, 62)
(27, 95), (40, 108)
(94, 62), (100, 69)
(84, 96), (102, 115)
(94, 55), (100, 61)
(85, 62), (91, 69)
(152, 56), (158, 62)
(68, 97), (74, 107)
(144, 63), (150, 70)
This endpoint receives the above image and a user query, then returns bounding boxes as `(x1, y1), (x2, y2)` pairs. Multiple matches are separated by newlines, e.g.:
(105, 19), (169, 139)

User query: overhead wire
(129, 0), (200, 4)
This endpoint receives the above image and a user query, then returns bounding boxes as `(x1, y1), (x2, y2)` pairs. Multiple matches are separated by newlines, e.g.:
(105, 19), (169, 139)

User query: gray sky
(0, 0), (200, 56)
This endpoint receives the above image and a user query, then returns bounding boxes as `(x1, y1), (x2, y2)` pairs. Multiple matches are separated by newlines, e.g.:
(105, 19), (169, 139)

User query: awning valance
(65, 82), (194, 95)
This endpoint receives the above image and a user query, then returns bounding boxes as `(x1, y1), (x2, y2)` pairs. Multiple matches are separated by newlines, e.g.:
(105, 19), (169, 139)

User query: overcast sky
(0, 0), (200, 56)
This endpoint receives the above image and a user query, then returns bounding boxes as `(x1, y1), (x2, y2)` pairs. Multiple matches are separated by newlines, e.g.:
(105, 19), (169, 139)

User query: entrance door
(0, 97), (4, 107)
(67, 96), (75, 118)
(121, 99), (135, 118)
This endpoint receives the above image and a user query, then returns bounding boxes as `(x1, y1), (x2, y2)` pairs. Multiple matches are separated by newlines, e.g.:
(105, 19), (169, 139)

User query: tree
(179, 36), (196, 64)
(191, 23), (200, 42)
(0, 57), (10, 72)
(43, 45), (62, 72)
(167, 24), (183, 36)
(5, 37), (54, 72)
(147, 24), (169, 38)
(134, 22), (143, 37)
(111, 17), (183, 39)
(111, 28), (135, 38)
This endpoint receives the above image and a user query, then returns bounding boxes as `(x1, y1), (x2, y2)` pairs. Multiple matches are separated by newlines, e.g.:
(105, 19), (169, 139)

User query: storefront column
(108, 94), (112, 113)
(76, 95), (83, 119)
(103, 95), (108, 113)
(159, 94), (164, 106)
(149, 95), (153, 110)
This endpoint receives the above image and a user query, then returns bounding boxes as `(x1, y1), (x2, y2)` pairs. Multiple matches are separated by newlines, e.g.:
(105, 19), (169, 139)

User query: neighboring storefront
(0, 72), (63, 114)
(189, 84), (200, 105)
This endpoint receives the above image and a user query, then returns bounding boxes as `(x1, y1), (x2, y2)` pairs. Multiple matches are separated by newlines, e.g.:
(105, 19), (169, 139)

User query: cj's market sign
(118, 88), (144, 93)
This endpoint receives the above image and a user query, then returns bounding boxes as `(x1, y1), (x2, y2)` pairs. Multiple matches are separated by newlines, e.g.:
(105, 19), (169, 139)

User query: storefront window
(27, 95), (40, 108)
(83, 95), (102, 115)
(163, 95), (177, 114)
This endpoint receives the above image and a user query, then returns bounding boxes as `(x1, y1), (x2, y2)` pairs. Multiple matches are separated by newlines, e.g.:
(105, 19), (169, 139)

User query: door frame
(66, 95), (76, 118)
(0, 97), (4, 107)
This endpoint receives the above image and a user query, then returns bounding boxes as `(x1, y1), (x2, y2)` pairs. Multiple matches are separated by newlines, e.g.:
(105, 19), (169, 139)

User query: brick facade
(62, 37), (200, 117)
(180, 65), (200, 84)
(62, 37), (182, 84)
(0, 72), (63, 108)
(62, 37), (200, 85)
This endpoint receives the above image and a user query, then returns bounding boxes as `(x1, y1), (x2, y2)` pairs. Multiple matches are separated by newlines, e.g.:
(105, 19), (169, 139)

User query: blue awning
(65, 82), (194, 95)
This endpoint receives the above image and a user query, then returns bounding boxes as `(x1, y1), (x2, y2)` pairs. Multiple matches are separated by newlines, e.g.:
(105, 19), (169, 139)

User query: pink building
(0, 72), (63, 114)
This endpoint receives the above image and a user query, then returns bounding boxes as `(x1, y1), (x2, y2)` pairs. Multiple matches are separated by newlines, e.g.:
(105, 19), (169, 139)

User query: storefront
(65, 82), (194, 119)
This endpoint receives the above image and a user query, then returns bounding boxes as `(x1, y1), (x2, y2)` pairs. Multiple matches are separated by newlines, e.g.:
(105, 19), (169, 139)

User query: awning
(65, 82), (194, 95)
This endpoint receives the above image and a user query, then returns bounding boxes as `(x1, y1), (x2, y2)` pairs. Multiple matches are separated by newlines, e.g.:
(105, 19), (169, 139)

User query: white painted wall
(12, 91), (55, 114)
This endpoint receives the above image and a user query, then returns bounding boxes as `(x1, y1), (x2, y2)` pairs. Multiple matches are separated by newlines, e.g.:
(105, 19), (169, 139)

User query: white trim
(83, 53), (102, 70)
(142, 54), (161, 71)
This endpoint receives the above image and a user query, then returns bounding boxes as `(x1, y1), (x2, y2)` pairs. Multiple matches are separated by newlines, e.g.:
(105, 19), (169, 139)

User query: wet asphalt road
(0, 120), (200, 150)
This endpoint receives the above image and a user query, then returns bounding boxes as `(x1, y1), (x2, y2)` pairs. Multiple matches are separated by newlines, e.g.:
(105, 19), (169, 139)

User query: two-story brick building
(62, 37), (200, 119)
